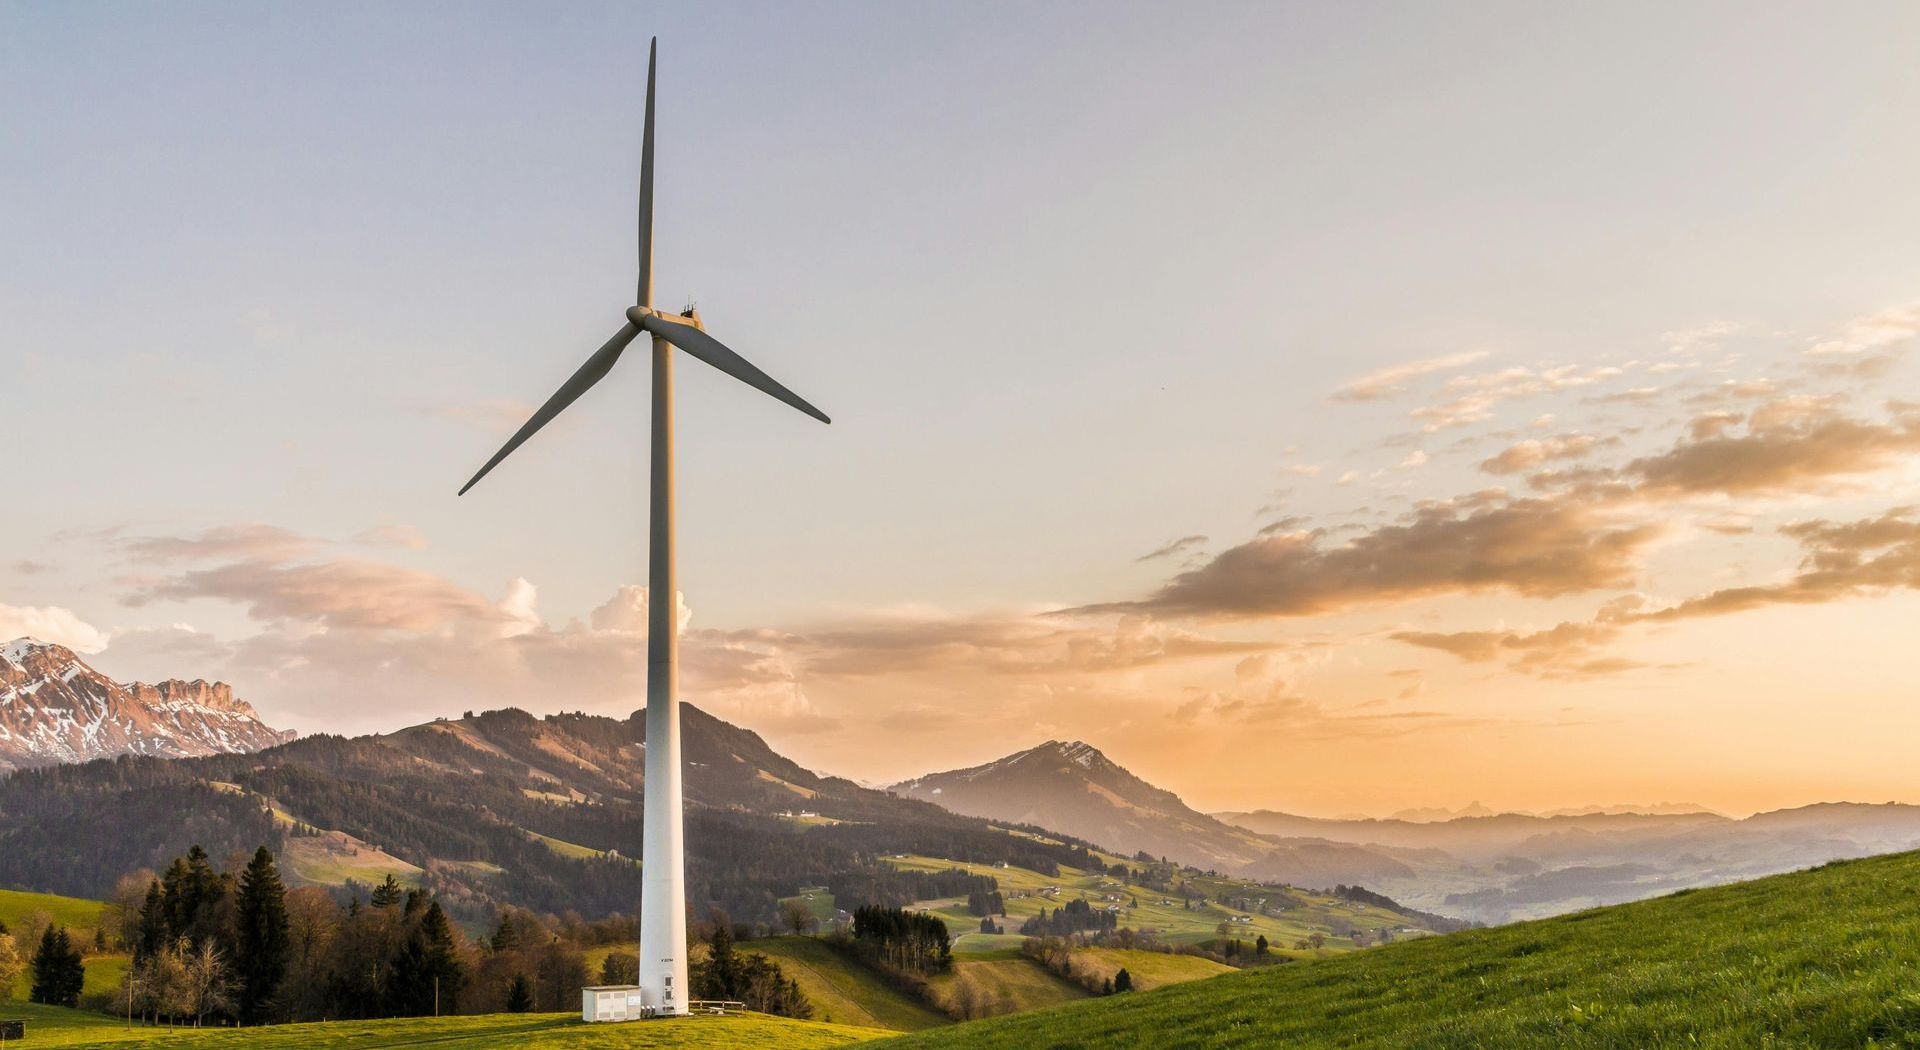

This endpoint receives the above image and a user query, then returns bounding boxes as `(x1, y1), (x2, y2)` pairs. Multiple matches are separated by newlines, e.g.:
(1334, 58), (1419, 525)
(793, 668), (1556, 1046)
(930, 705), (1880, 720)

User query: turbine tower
(457, 38), (830, 1017)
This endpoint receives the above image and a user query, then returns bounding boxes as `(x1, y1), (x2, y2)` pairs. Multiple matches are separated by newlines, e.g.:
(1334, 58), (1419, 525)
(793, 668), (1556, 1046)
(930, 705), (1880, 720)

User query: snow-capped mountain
(0, 637), (294, 773)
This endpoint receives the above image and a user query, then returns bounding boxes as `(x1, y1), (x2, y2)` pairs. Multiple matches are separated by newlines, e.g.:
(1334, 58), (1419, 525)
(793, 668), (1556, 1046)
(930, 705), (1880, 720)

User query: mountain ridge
(891, 739), (1419, 887)
(0, 637), (295, 772)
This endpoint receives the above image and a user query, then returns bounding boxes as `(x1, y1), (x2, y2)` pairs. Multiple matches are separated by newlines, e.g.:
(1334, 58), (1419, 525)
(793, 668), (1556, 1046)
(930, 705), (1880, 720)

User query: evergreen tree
(29, 925), (86, 1007)
(370, 875), (404, 910)
(598, 951), (637, 985)
(135, 882), (168, 967)
(1255, 934), (1269, 957)
(388, 901), (462, 1016)
(504, 973), (533, 1012)
(234, 845), (292, 1024)
(1114, 967), (1133, 992)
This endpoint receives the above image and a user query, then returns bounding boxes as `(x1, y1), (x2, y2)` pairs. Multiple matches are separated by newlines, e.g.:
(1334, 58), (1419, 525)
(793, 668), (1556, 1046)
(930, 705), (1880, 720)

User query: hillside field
(872, 849), (1920, 1048)
(0, 1005), (889, 1048)
(742, 936), (950, 1031)
(883, 853), (1422, 954)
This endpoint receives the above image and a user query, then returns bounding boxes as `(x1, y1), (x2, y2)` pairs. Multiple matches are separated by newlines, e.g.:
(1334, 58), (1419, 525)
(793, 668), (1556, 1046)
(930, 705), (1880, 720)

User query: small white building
(583, 985), (652, 1022)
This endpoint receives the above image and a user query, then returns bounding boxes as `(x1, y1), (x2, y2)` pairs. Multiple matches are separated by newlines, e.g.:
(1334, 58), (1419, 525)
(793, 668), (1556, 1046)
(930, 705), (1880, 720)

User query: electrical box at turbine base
(582, 985), (651, 1022)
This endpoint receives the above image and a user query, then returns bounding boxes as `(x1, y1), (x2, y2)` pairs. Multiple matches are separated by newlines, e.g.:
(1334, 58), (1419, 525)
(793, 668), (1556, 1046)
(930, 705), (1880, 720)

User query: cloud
(10, 560), (54, 575)
(1331, 350), (1489, 402)
(1412, 364), (1627, 431)
(590, 585), (693, 634)
(770, 613), (1278, 678)
(0, 602), (108, 653)
(123, 524), (325, 564)
(1806, 303), (1920, 357)
(1136, 535), (1208, 563)
(121, 557), (518, 633)
(1112, 495), (1660, 619)
(1627, 402), (1920, 497)
(1480, 433), (1604, 474)
(1636, 508), (1920, 621)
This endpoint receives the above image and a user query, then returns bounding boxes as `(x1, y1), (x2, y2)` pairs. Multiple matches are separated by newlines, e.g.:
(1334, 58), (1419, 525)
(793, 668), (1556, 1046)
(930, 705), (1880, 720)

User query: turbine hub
(625, 305), (655, 326)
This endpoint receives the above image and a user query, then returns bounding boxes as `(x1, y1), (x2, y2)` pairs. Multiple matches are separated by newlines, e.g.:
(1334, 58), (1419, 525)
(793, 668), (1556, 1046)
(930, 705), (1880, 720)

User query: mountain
(1389, 801), (1496, 822)
(0, 637), (294, 773)
(890, 740), (1417, 886)
(0, 702), (1110, 927)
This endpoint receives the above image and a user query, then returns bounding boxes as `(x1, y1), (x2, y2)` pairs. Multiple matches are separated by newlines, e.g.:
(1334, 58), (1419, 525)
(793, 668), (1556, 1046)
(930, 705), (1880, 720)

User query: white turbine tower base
(456, 37), (831, 1019)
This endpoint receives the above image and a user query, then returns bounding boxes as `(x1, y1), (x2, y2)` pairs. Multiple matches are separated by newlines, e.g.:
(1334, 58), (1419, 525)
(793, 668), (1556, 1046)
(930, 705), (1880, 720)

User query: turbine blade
(639, 313), (831, 424)
(457, 322), (641, 495)
(636, 37), (657, 308)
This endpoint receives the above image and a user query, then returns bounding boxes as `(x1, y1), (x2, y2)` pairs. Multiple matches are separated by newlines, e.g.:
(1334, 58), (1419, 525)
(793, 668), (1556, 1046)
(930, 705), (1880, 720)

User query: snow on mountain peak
(0, 640), (294, 772)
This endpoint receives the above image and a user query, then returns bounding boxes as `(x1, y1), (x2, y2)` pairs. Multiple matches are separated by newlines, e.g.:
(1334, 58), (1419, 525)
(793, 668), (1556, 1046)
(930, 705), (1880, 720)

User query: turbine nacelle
(625, 304), (706, 332)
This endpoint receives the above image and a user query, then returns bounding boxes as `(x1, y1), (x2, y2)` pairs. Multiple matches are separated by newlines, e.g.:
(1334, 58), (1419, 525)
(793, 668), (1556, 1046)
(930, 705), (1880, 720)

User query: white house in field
(583, 985), (650, 1022)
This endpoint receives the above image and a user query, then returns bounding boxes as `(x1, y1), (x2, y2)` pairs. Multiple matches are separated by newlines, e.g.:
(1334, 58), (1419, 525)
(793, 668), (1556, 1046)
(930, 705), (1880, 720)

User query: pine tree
(504, 973), (533, 1012)
(370, 875), (404, 910)
(388, 901), (462, 1016)
(1255, 934), (1270, 957)
(235, 845), (292, 1024)
(598, 951), (637, 985)
(29, 925), (85, 1007)
(1114, 967), (1133, 992)
(135, 882), (168, 967)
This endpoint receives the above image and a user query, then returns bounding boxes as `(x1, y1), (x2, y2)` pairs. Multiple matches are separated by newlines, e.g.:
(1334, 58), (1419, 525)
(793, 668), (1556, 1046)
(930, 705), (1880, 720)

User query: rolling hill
(0, 705), (1108, 929)
(869, 849), (1920, 1048)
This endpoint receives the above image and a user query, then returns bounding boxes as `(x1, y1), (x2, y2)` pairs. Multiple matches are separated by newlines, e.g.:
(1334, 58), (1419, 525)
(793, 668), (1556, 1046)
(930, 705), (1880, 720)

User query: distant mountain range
(885, 735), (1920, 926)
(890, 740), (1421, 887)
(1214, 803), (1920, 922)
(0, 637), (294, 772)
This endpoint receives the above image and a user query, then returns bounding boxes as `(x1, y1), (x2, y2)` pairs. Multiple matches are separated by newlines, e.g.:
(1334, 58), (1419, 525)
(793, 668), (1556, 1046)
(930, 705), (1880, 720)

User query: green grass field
(0, 887), (109, 939)
(778, 887), (840, 925)
(872, 850), (1920, 1048)
(0, 1005), (889, 1048)
(881, 853), (1416, 955)
(923, 950), (1087, 1019)
(743, 937), (950, 1031)
(1075, 948), (1233, 992)
(2, 887), (125, 1002)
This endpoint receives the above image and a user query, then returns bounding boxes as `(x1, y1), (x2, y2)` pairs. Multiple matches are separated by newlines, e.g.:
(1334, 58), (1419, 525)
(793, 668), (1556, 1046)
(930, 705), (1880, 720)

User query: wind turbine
(457, 38), (829, 1017)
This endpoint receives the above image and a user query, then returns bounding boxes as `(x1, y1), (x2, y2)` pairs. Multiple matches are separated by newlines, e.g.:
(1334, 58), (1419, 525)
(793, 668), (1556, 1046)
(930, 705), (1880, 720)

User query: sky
(4, 1), (1920, 819)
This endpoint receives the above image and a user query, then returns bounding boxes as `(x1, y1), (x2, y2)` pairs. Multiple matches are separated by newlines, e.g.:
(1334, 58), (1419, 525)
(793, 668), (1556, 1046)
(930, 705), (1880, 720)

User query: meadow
(873, 849), (1920, 1048)
(882, 852), (1416, 954)
(0, 1004), (888, 1048)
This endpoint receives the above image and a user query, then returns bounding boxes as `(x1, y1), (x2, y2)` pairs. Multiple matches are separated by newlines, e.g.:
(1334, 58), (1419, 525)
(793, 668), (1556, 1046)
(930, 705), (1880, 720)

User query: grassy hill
(742, 937), (950, 1031)
(884, 853), (1427, 954)
(1, 887), (129, 1003)
(0, 1005), (888, 1048)
(870, 850), (1920, 1048)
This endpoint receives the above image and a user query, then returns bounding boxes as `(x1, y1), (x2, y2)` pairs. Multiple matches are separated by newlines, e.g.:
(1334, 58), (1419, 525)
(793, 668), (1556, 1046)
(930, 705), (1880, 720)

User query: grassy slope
(1076, 948), (1234, 992)
(874, 850), (1920, 1049)
(0, 887), (108, 935)
(0, 1007), (888, 1049)
(883, 854), (1415, 955)
(1, 888), (126, 1002)
(924, 950), (1088, 1017)
(743, 938), (950, 1032)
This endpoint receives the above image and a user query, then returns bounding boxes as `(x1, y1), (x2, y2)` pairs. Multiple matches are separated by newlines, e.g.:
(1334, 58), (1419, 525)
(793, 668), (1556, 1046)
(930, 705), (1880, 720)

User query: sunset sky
(5, 2), (1920, 818)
